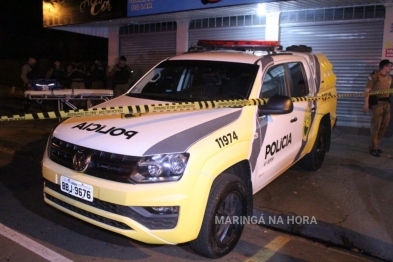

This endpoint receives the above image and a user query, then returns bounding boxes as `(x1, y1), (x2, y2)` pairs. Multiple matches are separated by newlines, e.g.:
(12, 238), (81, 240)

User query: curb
(252, 208), (392, 261)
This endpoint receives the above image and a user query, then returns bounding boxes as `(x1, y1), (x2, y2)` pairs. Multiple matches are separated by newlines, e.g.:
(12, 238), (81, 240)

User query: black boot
(40, 102), (47, 112)
(24, 102), (30, 113)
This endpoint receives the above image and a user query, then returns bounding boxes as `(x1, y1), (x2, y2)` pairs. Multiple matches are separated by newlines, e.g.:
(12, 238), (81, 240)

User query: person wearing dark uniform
(21, 56), (37, 90)
(21, 56), (38, 112)
(45, 60), (65, 111)
(67, 60), (87, 89)
(46, 60), (65, 88)
(108, 56), (132, 97)
(363, 59), (393, 157)
(67, 59), (87, 108)
(90, 59), (106, 89)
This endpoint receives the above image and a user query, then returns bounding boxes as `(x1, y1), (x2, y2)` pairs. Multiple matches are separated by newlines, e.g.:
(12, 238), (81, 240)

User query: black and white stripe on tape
(0, 90), (391, 122)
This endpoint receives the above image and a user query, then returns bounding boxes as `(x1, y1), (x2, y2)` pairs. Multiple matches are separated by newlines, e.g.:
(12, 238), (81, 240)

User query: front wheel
(298, 124), (328, 171)
(189, 173), (247, 258)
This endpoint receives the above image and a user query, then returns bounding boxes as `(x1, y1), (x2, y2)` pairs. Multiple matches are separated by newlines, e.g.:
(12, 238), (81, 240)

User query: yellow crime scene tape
(0, 90), (392, 122)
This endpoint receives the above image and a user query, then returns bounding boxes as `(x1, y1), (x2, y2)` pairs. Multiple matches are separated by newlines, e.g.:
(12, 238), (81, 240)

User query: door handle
(290, 117), (297, 123)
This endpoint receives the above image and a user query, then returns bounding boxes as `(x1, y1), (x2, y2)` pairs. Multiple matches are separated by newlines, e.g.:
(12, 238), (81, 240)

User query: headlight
(47, 120), (66, 158)
(130, 153), (189, 183)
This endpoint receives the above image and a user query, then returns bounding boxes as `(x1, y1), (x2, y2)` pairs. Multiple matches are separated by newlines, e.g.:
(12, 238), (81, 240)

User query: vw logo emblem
(73, 150), (92, 172)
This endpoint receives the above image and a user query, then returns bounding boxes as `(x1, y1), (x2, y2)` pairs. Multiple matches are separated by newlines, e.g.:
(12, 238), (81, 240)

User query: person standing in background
(67, 59), (87, 89)
(21, 56), (38, 112)
(21, 56), (37, 90)
(67, 59), (87, 108)
(45, 59), (65, 111)
(90, 59), (106, 89)
(363, 59), (393, 157)
(46, 59), (65, 88)
(108, 56), (132, 97)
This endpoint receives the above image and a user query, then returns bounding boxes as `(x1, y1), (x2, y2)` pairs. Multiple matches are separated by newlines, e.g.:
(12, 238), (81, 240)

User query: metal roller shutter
(280, 7), (385, 128)
(120, 30), (176, 80)
(189, 26), (266, 47)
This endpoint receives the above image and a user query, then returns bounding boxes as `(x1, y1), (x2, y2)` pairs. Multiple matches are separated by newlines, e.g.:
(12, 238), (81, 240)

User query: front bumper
(42, 155), (213, 244)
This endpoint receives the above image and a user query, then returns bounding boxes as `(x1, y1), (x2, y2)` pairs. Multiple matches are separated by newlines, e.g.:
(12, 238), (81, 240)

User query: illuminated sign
(127, 0), (280, 17)
(43, 0), (127, 27)
(42, 0), (283, 27)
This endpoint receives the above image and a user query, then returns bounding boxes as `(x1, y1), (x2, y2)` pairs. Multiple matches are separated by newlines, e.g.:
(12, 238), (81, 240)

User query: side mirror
(258, 94), (293, 116)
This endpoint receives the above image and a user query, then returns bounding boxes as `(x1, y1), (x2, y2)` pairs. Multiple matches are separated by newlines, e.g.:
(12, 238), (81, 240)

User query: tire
(299, 124), (328, 171)
(189, 173), (247, 258)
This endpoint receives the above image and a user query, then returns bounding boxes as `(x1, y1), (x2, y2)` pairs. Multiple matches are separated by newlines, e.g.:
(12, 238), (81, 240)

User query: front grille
(49, 137), (138, 184)
(45, 179), (178, 230)
(46, 194), (133, 230)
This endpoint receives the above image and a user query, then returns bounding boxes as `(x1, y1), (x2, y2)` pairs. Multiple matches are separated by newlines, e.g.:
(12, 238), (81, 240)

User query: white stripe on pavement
(0, 223), (73, 262)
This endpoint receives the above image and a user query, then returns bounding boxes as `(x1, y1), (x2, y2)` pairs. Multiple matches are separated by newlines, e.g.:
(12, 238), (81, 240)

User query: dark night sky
(0, 0), (107, 61)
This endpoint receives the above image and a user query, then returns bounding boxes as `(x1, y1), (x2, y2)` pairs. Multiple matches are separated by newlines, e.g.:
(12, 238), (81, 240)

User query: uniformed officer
(108, 56), (132, 97)
(67, 59), (87, 108)
(67, 59), (87, 89)
(21, 56), (38, 112)
(21, 56), (37, 90)
(46, 60), (65, 88)
(363, 59), (393, 157)
(89, 59), (106, 89)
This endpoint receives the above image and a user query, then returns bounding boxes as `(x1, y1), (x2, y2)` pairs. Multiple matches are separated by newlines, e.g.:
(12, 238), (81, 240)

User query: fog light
(151, 206), (179, 215)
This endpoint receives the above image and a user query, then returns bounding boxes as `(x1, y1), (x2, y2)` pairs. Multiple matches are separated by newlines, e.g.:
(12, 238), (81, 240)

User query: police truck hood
(53, 96), (242, 156)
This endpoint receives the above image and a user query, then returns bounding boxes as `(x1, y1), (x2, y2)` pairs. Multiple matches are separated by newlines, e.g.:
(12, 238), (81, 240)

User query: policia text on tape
(1, 90), (392, 122)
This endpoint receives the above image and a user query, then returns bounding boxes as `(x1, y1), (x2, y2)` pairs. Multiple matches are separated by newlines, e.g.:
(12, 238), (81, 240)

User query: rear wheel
(189, 173), (247, 258)
(299, 124), (328, 171)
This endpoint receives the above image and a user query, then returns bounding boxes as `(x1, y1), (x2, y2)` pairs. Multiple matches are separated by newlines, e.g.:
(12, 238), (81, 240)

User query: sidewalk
(253, 128), (393, 261)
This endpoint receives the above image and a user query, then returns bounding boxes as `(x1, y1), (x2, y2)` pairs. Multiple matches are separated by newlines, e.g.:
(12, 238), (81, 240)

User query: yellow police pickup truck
(42, 40), (337, 258)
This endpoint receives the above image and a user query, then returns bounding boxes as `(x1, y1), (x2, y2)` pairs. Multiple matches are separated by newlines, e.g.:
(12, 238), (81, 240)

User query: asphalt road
(0, 98), (389, 262)
(0, 147), (380, 262)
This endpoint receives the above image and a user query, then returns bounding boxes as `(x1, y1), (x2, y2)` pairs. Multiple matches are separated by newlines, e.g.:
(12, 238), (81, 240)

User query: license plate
(60, 176), (93, 202)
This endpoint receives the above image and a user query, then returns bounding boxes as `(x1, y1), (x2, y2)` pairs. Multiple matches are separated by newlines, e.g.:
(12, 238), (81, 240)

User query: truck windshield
(127, 60), (259, 101)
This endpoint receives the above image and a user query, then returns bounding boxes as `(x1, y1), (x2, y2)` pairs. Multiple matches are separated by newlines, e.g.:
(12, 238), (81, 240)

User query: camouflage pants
(370, 101), (390, 150)
(90, 80), (105, 89)
(70, 81), (86, 108)
(114, 82), (130, 97)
